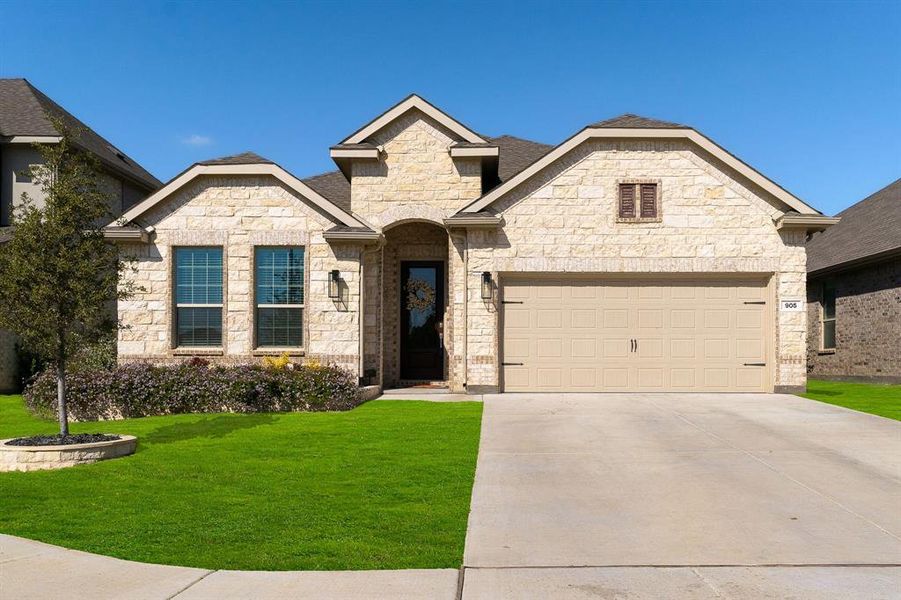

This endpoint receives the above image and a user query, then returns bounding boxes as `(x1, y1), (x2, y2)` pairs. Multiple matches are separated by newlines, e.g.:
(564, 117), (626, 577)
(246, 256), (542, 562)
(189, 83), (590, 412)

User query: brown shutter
(619, 184), (635, 218)
(640, 184), (657, 218)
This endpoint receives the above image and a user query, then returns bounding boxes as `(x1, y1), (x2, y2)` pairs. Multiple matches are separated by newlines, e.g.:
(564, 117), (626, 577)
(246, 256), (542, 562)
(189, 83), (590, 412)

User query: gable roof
(460, 114), (820, 216)
(116, 152), (368, 230)
(0, 79), (162, 191)
(301, 134), (552, 209)
(806, 178), (901, 276)
(341, 94), (487, 145)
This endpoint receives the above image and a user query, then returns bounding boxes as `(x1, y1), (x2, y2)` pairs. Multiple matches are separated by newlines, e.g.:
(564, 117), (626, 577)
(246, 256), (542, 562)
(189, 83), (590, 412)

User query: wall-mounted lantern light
(328, 270), (340, 299)
(481, 272), (492, 300)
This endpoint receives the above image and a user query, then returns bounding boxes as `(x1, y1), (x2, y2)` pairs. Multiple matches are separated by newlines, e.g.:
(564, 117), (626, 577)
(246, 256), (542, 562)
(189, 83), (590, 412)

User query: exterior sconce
(481, 272), (492, 300)
(328, 270), (340, 299)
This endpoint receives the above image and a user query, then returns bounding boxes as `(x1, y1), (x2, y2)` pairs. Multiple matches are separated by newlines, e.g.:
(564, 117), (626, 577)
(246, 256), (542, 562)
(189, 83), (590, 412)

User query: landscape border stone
(0, 435), (137, 472)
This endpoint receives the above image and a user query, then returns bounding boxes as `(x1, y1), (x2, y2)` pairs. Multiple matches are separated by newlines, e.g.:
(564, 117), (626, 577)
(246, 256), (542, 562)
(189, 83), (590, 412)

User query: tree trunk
(57, 346), (69, 437)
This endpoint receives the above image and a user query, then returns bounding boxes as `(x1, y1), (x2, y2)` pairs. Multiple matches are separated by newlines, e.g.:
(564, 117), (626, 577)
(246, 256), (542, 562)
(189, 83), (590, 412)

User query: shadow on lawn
(143, 413), (278, 445)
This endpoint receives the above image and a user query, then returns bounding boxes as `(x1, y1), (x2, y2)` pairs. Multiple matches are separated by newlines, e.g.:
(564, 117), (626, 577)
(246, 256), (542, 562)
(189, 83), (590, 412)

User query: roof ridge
(590, 113), (690, 129)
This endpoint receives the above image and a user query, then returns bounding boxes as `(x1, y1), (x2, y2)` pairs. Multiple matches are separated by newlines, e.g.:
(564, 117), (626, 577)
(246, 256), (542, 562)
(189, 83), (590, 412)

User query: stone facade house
(0, 78), (161, 392)
(108, 95), (835, 394)
(806, 179), (901, 383)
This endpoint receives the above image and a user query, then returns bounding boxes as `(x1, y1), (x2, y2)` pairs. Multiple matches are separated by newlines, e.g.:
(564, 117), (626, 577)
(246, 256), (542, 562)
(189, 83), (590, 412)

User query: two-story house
(0, 78), (161, 391)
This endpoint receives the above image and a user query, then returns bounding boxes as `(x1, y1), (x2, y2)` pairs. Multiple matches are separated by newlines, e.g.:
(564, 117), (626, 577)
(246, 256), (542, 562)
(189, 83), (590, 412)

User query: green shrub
(24, 361), (361, 421)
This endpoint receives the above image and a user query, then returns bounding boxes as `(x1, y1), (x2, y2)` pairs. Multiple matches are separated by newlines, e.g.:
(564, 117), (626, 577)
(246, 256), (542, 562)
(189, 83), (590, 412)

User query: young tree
(0, 118), (136, 436)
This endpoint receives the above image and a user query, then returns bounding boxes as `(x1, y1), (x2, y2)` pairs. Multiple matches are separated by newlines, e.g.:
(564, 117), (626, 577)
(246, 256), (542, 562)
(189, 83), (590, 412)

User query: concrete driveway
(463, 393), (901, 598)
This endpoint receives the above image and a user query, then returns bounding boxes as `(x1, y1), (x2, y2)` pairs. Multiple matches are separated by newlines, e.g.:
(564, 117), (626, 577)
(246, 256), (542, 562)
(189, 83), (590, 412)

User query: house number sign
(780, 299), (804, 312)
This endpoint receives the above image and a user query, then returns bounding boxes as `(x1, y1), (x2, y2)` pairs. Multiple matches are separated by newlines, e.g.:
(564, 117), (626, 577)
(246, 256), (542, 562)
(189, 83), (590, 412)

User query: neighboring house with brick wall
(806, 179), (901, 383)
(0, 78), (161, 392)
(107, 94), (835, 394)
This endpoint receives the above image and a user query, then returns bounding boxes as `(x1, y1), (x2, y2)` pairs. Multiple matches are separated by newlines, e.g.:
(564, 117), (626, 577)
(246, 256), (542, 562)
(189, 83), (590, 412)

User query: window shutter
(619, 184), (635, 218)
(640, 184), (657, 218)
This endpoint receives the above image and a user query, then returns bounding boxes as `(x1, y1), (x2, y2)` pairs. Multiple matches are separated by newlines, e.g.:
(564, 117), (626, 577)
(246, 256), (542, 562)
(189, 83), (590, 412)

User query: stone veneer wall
(351, 110), (481, 390)
(807, 257), (901, 382)
(0, 329), (17, 392)
(349, 109), (482, 227)
(118, 176), (362, 375)
(464, 139), (808, 393)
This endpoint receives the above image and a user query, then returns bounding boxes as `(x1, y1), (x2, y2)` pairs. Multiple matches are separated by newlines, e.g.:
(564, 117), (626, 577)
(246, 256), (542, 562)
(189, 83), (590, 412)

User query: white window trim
(174, 247), (225, 349)
(821, 283), (836, 351)
(254, 246), (306, 350)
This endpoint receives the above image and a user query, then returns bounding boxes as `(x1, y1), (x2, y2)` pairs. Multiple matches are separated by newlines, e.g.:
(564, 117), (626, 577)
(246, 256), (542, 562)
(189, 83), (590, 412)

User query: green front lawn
(802, 379), (901, 421)
(0, 395), (482, 570)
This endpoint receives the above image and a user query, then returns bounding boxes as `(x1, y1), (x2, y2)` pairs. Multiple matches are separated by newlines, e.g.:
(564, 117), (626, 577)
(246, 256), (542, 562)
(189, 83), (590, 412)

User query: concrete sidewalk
(4, 534), (899, 599)
(0, 535), (459, 600)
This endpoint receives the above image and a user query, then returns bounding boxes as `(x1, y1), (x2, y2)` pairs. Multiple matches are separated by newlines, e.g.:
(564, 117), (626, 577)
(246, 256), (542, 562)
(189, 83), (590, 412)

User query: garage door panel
(638, 338), (664, 358)
(537, 338), (563, 359)
(603, 338), (630, 358)
(571, 338), (598, 358)
(603, 309), (629, 328)
(537, 309), (563, 328)
(572, 309), (597, 328)
(501, 278), (769, 392)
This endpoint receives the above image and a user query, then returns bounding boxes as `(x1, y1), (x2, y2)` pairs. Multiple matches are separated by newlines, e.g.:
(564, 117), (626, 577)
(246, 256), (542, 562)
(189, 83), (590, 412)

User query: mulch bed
(5, 433), (121, 447)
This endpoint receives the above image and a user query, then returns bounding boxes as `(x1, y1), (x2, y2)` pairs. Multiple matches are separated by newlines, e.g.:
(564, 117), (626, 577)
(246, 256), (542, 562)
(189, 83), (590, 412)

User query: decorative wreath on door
(405, 278), (436, 311)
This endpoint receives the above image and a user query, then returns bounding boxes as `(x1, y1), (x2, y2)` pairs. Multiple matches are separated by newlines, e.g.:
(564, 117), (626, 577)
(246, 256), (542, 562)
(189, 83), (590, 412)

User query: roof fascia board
(443, 215), (502, 228)
(450, 146), (499, 158)
(2, 135), (62, 144)
(342, 95), (487, 145)
(776, 214), (840, 232)
(102, 226), (151, 243)
(322, 230), (381, 243)
(461, 128), (819, 216)
(329, 147), (380, 160)
(116, 163), (365, 228)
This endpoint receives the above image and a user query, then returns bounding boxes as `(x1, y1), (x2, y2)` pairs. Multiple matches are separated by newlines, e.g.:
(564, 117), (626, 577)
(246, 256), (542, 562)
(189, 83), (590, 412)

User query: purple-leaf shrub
(24, 362), (361, 421)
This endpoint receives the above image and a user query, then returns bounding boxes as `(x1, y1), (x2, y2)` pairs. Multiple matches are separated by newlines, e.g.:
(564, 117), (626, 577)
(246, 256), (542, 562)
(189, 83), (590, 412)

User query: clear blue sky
(1, 0), (898, 215)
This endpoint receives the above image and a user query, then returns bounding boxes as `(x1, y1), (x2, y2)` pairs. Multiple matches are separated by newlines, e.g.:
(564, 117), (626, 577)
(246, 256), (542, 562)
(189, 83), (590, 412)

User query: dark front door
(400, 261), (445, 380)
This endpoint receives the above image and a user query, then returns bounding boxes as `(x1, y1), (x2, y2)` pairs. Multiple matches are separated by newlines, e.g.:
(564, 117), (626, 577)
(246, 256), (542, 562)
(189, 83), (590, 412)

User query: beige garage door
(501, 278), (770, 392)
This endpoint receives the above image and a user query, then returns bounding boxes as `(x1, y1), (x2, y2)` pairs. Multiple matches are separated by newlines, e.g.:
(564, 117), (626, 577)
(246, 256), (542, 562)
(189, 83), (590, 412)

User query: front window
(175, 247), (223, 347)
(822, 281), (836, 350)
(255, 247), (304, 348)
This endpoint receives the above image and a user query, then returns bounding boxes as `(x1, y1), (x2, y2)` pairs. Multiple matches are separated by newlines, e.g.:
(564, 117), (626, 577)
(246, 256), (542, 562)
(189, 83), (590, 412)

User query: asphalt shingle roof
(488, 135), (554, 182)
(0, 79), (162, 191)
(197, 151), (274, 166)
(302, 170), (352, 213)
(591, 113), (689, 129)
(806, 178), (901, 275)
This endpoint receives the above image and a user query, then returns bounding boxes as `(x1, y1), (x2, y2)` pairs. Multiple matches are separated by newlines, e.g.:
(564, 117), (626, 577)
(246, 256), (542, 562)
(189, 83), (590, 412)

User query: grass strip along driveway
(0, 395), (482, 571)
(802, 379), (901, 421)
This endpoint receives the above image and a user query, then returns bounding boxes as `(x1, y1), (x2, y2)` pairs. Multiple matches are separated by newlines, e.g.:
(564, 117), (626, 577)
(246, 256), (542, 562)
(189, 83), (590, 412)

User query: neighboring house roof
(806, 178), (901, 276)
(0, 79), (162, 191)
(460, 114), (821, 216)
(0, 227), (12, 244)
(115, 153), (369, 230)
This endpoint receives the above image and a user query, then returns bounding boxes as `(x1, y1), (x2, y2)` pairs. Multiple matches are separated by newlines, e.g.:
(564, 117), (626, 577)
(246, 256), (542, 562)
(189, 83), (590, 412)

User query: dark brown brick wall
(807, 257), (901, 382)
